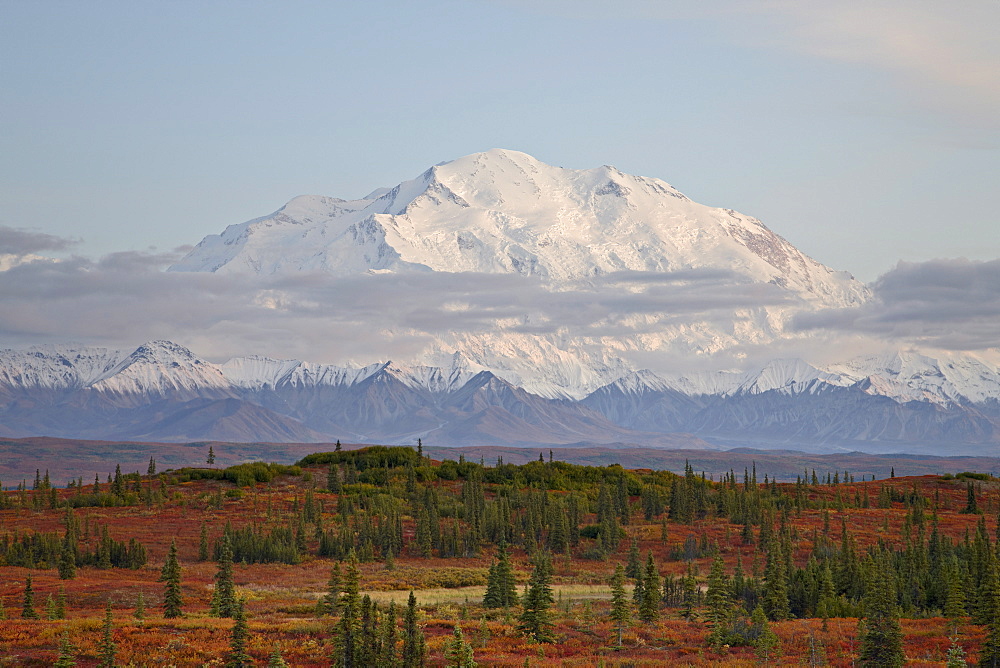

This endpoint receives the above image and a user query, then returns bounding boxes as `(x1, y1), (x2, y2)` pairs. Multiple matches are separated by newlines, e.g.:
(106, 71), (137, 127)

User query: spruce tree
(483, 545), (518, 609)
(961, 482), (979, 514)
(211, 532), (237, 618)
(750, 604), (780, 663)
(944, 566), (967, 634)
(267, 645), (289, 667)
(609, 563), (630, 648)
(815, 562), (837, 630)
(134, 591), (146, 621)
(979, 560), (1000, 668)
(518, 551), (555, 643)
(945, 637), (967, 668)
(161, 538), (183, 618)
(53, 631), (77, 668)
(378, 599), (400, 668)
(320, 562), (342, 616)
(57, 538), (76, 579)
(761, 542), (790, 621)
(22, 573), (38, 619)
(55, 586), (67, 620)
(638, 551), (661, 623)
(858, 554), (905, 667)
(334, 557), (361, 667)
(705, 554), (733, 648)
(226, 598), (252, 668)
(402, 591), (426, 668)
(97, 600), (116, 668)
(207, 445), (216, 466)
(444, 624), (477, 668)
(357, 595), (379, 668)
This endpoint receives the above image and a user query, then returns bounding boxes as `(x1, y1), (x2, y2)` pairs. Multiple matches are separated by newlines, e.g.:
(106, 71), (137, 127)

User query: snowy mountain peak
(91, 341), (231, 397)
(169, 149), (868, 307)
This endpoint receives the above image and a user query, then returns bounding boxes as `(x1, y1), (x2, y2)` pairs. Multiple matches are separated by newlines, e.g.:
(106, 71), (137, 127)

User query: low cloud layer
(3, 235), (997, 371)
(0, 250), (793, 365)
(793, 258), (1000, 350)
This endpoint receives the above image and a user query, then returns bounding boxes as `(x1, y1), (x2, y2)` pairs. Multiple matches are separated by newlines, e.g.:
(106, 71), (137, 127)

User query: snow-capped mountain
(169, 149), (868, 311)
(168, 149), (871, 399)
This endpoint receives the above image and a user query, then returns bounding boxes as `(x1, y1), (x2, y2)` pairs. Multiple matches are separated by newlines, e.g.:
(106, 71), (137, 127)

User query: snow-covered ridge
(169, 149), (868, 309)
(3, 341), (999, 409)
(0, 345), (126, 389)
(601, 353), (1000, 406)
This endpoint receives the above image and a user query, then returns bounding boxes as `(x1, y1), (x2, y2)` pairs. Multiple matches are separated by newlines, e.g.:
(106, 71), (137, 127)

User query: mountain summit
(170, 149), (867, 309)
(167, 149), (877, 397)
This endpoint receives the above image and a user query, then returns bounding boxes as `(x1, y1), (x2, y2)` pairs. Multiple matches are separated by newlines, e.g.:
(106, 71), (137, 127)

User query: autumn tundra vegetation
(0, 444), (999, 666)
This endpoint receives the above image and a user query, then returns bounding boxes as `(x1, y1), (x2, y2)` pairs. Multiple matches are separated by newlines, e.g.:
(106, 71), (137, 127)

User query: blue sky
(1, 0), (998, 282)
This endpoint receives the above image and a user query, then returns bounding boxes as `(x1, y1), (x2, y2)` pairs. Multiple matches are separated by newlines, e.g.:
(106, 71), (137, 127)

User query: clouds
(0, 225), (80, 255)
(0, 246), (795, 365)
(4, 223), (997, 374)
(794, 258), (1000, 350)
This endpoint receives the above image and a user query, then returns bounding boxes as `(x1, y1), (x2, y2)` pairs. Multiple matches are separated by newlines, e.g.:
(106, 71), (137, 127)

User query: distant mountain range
(0, 340), (996, 455)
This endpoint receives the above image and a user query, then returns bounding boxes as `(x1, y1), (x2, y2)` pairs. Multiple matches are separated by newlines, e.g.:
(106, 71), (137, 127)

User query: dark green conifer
(979, 560), (1000, 667)
(267, 645), (289, 667)
(638, 551), (660, 623)
(21, 573), (38, 619)
(961, 482), (979, 514)
(161, 538), (183, 618)
(53, 631), (76, 668)
(320, 562), (342, 616)
(762, 541), (790, 621)
(58, 536), (76, 579)
(751, 604), (780, 662)
(518, 551), (555, 643)
(212, 532), (237, 617)
(402, 591), (426, 668)
(97, 600), (116, 668)
(225, 598), (252, 668)
(444, 623), (477, 668)
(378, 600), (400, 667)
(134, 591), (146, 621)
(609, 563), (630, 648)
(55, 586), (67, 620)
(858, 554), (905, 667)
(334, 556), (361, 667)
(483, 545), (518, 609)
(705, 554), (733, 648)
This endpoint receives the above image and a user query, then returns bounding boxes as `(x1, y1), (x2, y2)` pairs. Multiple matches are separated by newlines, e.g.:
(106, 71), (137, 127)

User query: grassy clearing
(362, 583), (619, 606)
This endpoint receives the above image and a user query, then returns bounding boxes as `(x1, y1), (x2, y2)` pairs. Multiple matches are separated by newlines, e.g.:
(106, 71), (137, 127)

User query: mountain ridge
(1, 340), (997, 454)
